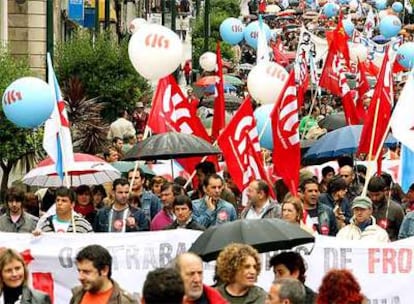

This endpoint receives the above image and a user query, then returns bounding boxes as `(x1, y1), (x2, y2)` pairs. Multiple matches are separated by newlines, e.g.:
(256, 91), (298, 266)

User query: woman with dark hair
(91, 185), (107, 209)
(215, 243), (266, 303)
(74, 185), (96, 225)
(317, 269), (367, 304)
(0, 249), (51, 303)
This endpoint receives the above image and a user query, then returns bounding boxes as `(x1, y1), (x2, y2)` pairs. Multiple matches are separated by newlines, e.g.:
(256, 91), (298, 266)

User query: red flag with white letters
(271, 70), (300, 196)
(217, 97), (262, 192)
(147, 75), (214, 174)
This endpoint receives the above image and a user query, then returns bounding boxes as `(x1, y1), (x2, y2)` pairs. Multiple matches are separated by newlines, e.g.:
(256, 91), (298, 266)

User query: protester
(74, 185), (96, 225)
(23, 192), (40, 218)
(367, 176), (405, 241)
(280, 196), (315, 235)
(191, 161), (236, 206)
(103, 146), (120, 163)
(132, 101), (148, 134)
(94, 178), (149, 232)
(142, 268), (184, 304)
(174, 252), (227, 304)
(0, 187), (38, 233)
(316, 269), (367, 304)
(319, 176), (352, 229)
(0, 249), (51, 303)
(70, 244), (137, 303)
(91, 185), (107, 209)
(398, 211), (414, 239)
(337, 196), (389, 242)
(192, 174), (237, 228)
(35, 187), (93, 233)
(319, 165), (335, 193)
(339, 165), (362, 202)
(269, 251), (317, 304)
(265, 278), (306, 304)
(216, 243), (267, 303)
(240, 179), (281, 219)
(127, 168), (161, 221)
(165, 195), (205, 230)
(107, 109), (136, 141)
(149, 176), (167, 198)
(299, 178), (337, 236)
(151, 182), (182, 231)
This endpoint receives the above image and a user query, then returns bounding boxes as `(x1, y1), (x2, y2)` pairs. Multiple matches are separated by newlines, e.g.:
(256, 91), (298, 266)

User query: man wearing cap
(132, 101), (148, 134)
(336, 196), (389, 242)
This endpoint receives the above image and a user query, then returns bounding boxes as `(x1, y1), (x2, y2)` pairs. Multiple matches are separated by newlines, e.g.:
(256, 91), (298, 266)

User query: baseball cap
(136, 101), (144, 108)
(352, 196), (372, 209)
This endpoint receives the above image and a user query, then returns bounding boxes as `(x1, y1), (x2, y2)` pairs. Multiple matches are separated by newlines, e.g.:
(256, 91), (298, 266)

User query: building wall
(8, 0), (47, 78)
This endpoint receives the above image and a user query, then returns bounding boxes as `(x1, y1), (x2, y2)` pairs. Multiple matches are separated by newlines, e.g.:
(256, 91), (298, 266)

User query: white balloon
(247, 62), (289, 105)
(349, 42), (368, 63)
(128, 24), (183, 80)
(199, 52), (217, 72)
(128, 18), (148, 34)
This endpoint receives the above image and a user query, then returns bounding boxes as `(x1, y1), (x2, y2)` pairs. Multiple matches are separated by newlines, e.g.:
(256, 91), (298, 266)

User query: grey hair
(274, 278), (306, 304)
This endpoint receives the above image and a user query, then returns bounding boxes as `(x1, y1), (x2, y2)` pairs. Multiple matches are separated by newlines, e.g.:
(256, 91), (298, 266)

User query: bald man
(339, 165), (362, 202)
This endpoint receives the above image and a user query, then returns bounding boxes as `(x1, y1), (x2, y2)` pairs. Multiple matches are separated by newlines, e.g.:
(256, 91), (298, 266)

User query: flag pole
(361, 84), (383, 197)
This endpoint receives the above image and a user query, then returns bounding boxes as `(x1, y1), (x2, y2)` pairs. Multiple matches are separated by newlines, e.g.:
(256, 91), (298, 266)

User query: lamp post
(203, 0), (210, 52)
(170, 0), (176, 32)
(46, 0), (53, 59)
(104, 0), (110, 30)
(95, 0), (100, 33)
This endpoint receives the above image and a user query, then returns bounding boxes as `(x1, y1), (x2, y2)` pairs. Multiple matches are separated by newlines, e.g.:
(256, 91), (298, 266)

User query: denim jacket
(139, 190), (162, 221)
(398, 211), (414, 239)
(192, 197), (237, 228)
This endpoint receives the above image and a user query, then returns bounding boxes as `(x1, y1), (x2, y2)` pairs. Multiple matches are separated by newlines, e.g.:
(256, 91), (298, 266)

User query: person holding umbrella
(215, 243), (267, 303)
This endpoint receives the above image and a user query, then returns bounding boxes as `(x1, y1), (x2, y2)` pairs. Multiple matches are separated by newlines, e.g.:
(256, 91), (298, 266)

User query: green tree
(192, 0), (240, 70)
(0, 49), (43, 199)
(55, 30), (151, 122)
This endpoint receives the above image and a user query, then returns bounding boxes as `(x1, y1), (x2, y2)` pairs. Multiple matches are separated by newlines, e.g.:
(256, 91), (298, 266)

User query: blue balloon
(323, 3), (339, 18)
(254, 104), (274, 150)
(2, 77), (54, 128)
(397, 42), (414, 69)
(339, 0), (349, 4)
(343, 19), (355, 37)
(220, 18), (245, 45)
(392, 1), (404, 12)
(376, 0), (387, 10)
(379, 15), (402, 38)
(243, 21), (271, 49)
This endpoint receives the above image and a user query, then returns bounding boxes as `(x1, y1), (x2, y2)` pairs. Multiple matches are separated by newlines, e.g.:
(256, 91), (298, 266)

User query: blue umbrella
(304, 125), (397, 160)
(203, 83), (237, 94)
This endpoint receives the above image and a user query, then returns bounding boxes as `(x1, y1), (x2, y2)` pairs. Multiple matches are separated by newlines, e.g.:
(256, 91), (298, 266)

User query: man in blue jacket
(192, 174), (237, 228)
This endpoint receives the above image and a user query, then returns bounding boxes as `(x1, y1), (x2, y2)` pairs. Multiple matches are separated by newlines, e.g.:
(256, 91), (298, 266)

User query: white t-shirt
(52, 215), (71, 233)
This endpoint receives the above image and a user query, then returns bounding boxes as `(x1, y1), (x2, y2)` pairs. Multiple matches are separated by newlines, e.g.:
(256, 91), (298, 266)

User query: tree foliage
(0, 49), (43, 198)
(55, 30), (152, 122)
(192, 0), (240, 70)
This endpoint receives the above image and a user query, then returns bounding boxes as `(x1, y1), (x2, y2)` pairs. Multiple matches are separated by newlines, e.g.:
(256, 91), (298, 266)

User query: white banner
(1, 231), (413, 303)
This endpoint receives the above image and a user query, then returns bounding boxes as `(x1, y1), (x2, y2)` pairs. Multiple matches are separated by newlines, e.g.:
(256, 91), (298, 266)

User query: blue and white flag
(43, 53), (74, 180)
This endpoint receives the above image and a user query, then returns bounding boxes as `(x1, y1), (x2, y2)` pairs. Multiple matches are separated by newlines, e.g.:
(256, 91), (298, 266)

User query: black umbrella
(318, 112), (347, 131)
(189, 219), (314, 262)
(123, 132), (221, 161)
(200, 94), (243, 111)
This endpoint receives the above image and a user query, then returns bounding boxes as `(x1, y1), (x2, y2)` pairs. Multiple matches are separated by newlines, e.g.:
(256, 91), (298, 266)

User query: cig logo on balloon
(3, 90), (22, 105)
(145, 34), (170, 49)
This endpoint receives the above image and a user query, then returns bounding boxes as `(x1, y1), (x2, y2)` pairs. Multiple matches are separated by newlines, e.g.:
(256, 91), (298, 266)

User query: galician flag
(43, 53), (74, 180)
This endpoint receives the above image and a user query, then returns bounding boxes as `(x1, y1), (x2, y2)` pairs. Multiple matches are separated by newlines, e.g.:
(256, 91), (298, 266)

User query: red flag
(339, 69), (359, 125)
(295, 51), (309, 109)
(271, 70), (300, 196)
(333, 12), (350, 67)
(364, 60), (380, 77)
(319, 45), (342, 96)
(355, 59), (370, 121)
(272, 38), (290, 67)
(217, 97), (261, 192)
(146, 74), (213, 174)
(212, 42), (225, 140)
(358, 47), (393, 158)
